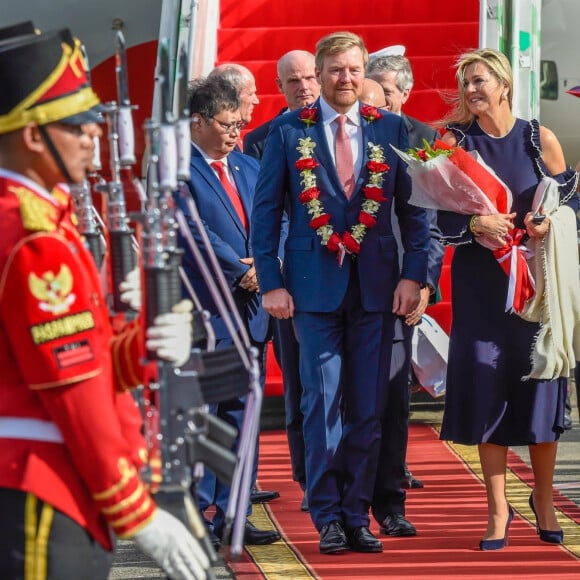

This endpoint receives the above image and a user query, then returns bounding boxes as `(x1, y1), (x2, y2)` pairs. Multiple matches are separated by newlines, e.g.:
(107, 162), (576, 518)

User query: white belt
(0, 417), (64, 443)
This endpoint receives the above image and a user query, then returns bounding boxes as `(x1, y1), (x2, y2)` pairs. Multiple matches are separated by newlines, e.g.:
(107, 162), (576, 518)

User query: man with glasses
(175, 75), (281, 548)
(209, 61), (281, 506)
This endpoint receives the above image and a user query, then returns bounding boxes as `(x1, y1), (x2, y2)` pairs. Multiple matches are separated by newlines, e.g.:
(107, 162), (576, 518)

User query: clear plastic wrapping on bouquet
(391, 146), (512, 215)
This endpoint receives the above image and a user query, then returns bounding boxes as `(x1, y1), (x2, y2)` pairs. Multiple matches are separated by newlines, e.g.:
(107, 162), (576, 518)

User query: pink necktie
(335, 114), (355, 198)
(211, 160), (248, 231)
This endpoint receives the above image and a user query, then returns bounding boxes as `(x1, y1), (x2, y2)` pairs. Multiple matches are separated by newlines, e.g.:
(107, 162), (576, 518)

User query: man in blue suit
(245, 50), (320, 512)
(251, 32), (430, 554)
(175, 75), (280, 548)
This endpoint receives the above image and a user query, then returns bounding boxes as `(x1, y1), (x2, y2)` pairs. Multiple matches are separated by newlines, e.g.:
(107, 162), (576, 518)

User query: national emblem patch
(29, 264), (76, 315)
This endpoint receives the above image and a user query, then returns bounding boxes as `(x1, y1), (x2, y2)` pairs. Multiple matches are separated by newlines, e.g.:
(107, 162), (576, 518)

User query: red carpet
(228, 425), (580, 579)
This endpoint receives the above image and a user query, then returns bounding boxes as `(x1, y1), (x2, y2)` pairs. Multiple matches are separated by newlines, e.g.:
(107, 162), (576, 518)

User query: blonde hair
(439, 48), (513, 127)
(315, 31), (368, 72)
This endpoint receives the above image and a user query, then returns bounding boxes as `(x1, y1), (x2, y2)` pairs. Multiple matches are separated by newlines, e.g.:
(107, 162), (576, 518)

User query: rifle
(95, 30), (138, 314)
(70, 44), (106, 269)
(137, 39), (238, 575)
(175, 196), (263, 560)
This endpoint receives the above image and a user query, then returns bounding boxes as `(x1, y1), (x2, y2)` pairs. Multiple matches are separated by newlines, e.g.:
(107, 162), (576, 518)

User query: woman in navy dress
(436, 49), (579, 550)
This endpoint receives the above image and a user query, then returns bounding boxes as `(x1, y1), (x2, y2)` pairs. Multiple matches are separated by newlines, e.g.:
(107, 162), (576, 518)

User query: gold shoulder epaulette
(9, 185), (57, 232)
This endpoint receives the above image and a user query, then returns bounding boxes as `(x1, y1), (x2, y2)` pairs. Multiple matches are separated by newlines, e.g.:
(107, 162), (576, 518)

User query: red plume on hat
(0, 28), (103, 134)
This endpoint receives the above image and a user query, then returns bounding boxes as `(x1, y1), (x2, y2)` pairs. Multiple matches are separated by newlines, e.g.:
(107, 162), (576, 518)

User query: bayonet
(115, 30), (136, 165)
(159, 39), (174, 126)
(157, 39), (177, 192)
(175, 42), (192, 181)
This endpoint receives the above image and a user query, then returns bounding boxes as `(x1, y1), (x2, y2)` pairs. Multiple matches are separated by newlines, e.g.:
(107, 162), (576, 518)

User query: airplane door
(479, 0), (541, 120)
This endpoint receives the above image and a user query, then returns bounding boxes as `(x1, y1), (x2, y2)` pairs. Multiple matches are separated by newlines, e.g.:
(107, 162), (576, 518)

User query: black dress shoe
(379, 513), (417, 537)
(215, 520), (280, 545)
(347, 526), (383, 553)
(409, 477), (424, 489)
(319, 521), (350, 554)
(300, 491), (309, 512)
(250, 490), (280, 504)
(402, 468), (424, 489)
(243, 521), (281, 545)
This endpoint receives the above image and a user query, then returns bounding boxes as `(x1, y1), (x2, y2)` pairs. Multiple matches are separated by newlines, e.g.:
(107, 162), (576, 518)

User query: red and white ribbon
(494, 228), (535, 313)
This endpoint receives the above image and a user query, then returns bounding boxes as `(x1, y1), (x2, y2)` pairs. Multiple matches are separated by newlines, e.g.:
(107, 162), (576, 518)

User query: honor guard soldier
(0, 27), (209, 580)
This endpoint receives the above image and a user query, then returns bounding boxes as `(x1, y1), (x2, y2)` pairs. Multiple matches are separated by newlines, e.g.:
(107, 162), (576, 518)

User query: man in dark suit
(251, 32), (430, 554)
(175, 76), (280, 548)
(245, 50), (319, 158)
(366, 54), (445, 537)
(244, 49), (319, 512)
(209, 61), (280, 506)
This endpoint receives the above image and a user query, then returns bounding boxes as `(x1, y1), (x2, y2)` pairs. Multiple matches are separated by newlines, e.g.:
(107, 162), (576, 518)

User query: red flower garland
(295, 110), (390, 266)
(298, 107), (318, 127)
(360, 104), (383, 123)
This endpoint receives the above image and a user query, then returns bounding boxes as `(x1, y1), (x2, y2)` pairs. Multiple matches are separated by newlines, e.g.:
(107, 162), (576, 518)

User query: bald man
(245, 50), (319, 158)
(209, 63), (260, 125)
(360, 77), (387, 108)
(244, 50), (320, 512)
(276, 49), (319, 111)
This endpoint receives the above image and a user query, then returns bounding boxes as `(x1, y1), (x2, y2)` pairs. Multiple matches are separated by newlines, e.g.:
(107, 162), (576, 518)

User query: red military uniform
(0, 170), (154, 550)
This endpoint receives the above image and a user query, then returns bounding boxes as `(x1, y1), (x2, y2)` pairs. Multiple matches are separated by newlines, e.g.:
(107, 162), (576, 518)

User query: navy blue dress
(438, 118), (578, 446)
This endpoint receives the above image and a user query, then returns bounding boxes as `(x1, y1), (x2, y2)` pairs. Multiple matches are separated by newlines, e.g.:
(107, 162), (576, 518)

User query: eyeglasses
(210, 117), (248, 134)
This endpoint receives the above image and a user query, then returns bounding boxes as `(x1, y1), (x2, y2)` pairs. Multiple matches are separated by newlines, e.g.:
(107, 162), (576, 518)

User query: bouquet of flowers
(391, 139), (534, 314)
(392, 139), (512, 215)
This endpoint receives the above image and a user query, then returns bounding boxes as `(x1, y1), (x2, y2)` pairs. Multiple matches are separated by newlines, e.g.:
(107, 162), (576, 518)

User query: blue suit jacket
(251, 99), (430, 313)
(175, 146), (270, 342)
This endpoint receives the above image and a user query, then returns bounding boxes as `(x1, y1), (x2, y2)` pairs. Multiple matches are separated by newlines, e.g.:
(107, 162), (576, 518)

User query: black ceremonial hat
(0, 28), (103, 134)
(0, 21), (38, 42)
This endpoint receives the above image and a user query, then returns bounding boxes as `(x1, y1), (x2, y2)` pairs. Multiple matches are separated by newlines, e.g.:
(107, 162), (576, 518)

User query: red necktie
(211, 160), (248, 231)
(335, 114), (355, 198)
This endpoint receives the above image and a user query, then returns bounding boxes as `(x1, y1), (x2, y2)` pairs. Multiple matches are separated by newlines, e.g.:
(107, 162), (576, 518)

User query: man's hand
(262, 288), (295, 319)
(132, 508), (210, 580)
(239, 257), (259, 293)
(404, 286), (430, 326)
(392, 278), (421, 316)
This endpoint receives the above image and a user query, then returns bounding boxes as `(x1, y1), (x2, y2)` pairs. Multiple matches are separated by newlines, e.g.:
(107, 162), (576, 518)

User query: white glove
(146, 299), (193, 367)
(119, 267), (142, 311)
(132, 508), (210, 580)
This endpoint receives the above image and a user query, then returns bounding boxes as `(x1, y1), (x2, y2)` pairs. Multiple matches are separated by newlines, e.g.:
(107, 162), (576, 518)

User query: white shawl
(519, 178), (580, 380)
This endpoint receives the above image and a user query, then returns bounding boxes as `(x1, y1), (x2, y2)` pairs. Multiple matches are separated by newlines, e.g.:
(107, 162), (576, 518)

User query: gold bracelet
(469, 215), (481, 236)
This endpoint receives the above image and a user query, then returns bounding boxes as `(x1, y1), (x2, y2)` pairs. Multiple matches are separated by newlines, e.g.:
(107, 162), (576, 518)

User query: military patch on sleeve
(28, 264), (76, 315)
(53, 339), (95, 368)
(30, 310), (95, 345)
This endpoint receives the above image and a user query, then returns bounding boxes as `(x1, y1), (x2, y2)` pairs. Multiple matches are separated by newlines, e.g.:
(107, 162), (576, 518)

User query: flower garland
(360, 104), (383, 123)
(299, 106), (318, 127)
(295, 132), (390, 266)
